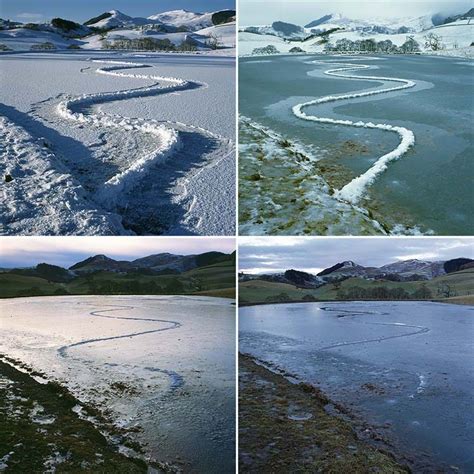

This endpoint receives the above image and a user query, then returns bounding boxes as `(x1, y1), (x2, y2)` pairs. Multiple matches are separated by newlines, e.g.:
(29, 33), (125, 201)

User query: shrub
(23, 23), (41, 30)
(31, 42), (56, 50)
(252, 44), (279, 55)
(67, 44), (81, 49)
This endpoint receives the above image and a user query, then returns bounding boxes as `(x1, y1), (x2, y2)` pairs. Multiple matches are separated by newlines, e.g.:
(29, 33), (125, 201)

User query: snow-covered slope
(196, 23), (236, 47)
(380, 259), (445, 278)
(240, 13), (473, 57)
(243, 21), (309, 40)
(304, 12), (437, 34)
(85, 10), (157, 29)
(238, 31), (294, 55)
(0, 28), (78, 51)
(148, 9), (213, 31)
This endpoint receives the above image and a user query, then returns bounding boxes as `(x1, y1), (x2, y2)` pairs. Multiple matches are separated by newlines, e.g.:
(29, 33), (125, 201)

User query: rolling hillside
(239, 268), (474, 305)
(0, 252), (236, 299)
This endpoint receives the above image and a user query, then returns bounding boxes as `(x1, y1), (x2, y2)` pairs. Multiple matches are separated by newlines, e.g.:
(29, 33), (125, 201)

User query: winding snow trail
(318, 305), (430, 350)
(292, 60), (416, 204)
(57, 60), (209, 208)
(58, 304), (184, 390)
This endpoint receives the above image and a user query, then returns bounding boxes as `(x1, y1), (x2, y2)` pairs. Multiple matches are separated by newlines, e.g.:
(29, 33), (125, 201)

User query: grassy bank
(239, 354), (408, 473)
(0, 260), (235, 299)
(0, 359), (148, 472)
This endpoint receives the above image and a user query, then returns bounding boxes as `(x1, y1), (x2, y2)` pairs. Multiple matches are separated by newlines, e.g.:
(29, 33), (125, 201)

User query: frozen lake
(0, 52), (235, 236)
(240, 301), (474, 472)
(239, 54), (473, 235)
(0, 295), (236, 472)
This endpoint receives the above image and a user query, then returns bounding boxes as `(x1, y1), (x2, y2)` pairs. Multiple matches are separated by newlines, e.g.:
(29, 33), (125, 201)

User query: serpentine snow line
(318, 305), (429, 351)
(292, 61), (416, 204)
(57, 304), (183, 389)
(57, 60), (193, 207)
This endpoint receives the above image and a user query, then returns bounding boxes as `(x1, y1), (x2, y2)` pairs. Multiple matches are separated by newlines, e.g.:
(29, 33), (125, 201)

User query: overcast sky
(1, 1), (234, 24)
(239, 237), (474, 274)
(239, 0), (472, 26)
(0, 237), (235, 268)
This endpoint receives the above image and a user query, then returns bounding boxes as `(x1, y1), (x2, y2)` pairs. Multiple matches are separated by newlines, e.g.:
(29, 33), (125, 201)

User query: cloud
(16, 12), (44, 22)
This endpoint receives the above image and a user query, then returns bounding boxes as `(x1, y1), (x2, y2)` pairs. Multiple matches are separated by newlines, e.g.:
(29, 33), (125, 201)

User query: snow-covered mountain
(0, 7), (236, 53)
(69, 252), (232, 274)
(304, 12), (438, 34)
(148, 9), (213, 31)
(84, 10), (162, 29)
(379, 259), (445, 279)
(83, 8), (235, 32)
(244, 21), (309, 40)
(241, 258), (473, 286)
(240, 8), (473, 57)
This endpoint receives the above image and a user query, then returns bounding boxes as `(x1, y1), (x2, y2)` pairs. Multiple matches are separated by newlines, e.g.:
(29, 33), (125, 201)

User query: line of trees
(87, 278), (185, 295)
(103, 37), (197, 52)
(325, 36), (421, 54)
(336, 284), (433, 300)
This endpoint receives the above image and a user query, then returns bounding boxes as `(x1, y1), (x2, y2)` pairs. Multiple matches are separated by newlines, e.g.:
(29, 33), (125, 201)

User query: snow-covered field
(0, 295), (236, 472)
(0, 51), (235, 235)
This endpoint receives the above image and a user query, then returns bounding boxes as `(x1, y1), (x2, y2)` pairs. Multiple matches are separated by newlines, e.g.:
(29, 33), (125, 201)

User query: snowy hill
(0, 27), (80, 50)
(148, 9), (212, 31)
(196, 23), (236, 48)
(239, 9), (473, 57)
(69, 252), (232, 274)
(304, 12), (437, 34)
(84, 10), (160, 29)
(243, 21), (309, 40)
(244, 258), (474, 286)
(148, 9), (235, 31)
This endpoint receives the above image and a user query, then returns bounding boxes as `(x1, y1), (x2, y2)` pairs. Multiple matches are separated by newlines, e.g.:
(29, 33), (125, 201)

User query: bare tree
(424, 32), (443, 51)
(207, 33), (222, 50)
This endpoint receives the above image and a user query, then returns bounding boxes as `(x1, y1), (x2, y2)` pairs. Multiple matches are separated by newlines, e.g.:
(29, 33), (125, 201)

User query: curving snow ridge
(57, 303), (184, 390)
(292, 61), (416, 204)
(57, 60), (190, 206)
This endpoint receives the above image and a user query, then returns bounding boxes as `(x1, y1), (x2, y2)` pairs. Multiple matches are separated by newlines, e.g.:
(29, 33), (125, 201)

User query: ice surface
(240, 301), (474, 471)
(0, 295), (236, 472)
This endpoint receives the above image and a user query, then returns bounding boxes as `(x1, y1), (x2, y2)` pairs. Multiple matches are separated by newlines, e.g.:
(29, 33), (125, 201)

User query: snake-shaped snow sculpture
(292, 60), (416, 204)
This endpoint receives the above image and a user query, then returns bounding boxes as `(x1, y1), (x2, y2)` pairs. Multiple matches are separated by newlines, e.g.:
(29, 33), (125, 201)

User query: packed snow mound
(148, 9), (213, 31)
(0, 116), (125, 235)
(292, 61), (416, 204)
(56, 60), (185, 206)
